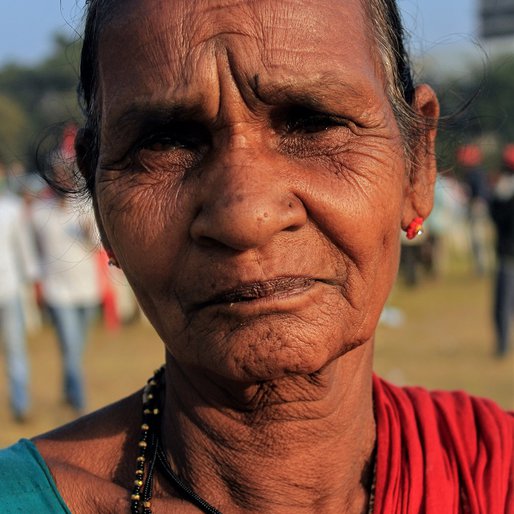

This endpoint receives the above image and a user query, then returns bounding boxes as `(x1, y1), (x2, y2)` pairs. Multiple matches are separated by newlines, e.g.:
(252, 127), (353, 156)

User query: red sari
(373, 376), (513, 513)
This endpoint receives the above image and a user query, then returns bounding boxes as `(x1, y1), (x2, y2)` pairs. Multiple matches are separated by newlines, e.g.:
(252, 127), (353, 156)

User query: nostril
(195, 234), (228, 250)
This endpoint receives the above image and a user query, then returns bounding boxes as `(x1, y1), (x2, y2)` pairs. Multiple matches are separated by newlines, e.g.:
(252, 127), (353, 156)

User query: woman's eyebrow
(108, 103), (206, 133)
(105, 77), (371, 136)
(251, 74), (366, 107)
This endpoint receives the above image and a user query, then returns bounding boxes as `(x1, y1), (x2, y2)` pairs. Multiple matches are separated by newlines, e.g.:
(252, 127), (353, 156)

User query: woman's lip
(195, 277), (319, 309)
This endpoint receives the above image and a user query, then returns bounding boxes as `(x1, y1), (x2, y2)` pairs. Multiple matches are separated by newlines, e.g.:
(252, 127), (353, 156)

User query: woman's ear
(401, 84), (440, 229)
(75, 128), (113, 255)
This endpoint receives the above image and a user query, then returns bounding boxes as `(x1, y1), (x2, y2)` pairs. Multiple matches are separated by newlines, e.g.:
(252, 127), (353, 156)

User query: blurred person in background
(399, 222), (426, 286)
(422, 175), (460, 278)
(457, 144), (492, 276)
(0, 161), (39, 422)
(16, 172), (49, 336)
(490, 144), (514, 357)
(401, 174), (464, 284)
(31, 129), (101, 414)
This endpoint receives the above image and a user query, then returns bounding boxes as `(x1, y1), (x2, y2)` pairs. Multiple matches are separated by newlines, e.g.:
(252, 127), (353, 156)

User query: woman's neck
(159, 343), (376, 514)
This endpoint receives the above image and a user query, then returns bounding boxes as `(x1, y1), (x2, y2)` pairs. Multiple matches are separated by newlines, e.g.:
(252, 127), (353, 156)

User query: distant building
(480, 0), (514, 53)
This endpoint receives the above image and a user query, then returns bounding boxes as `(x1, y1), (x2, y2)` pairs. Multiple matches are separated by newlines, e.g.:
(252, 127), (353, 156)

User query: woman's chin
(154, 281), (377, 383)
(169, 322), (369, 384)
(219, 347), (363, 383)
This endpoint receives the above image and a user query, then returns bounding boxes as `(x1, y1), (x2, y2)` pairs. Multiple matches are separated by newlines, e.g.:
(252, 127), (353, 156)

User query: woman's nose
(190, 156), (307, 251)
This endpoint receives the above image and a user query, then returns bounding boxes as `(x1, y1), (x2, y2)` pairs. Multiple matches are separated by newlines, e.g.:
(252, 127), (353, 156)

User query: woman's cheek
(96, 174), (189, 272)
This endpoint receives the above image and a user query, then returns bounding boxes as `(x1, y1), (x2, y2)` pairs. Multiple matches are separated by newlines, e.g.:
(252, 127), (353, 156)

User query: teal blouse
(0, 439), (71, 513)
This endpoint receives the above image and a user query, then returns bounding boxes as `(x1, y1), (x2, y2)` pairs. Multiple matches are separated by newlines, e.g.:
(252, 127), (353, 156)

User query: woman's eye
(143, 136), (185, 152)
(99, 124), (211, 172)
(137, 123), (211, 155)
(277, 107), (353, 158)
(286, 110), (347, 134)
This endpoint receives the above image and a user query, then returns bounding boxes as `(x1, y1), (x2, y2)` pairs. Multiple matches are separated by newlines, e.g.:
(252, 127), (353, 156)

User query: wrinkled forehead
(99, 0), (370, 38)
(97, 0), (375, 71)
(96, 0), (383, 122)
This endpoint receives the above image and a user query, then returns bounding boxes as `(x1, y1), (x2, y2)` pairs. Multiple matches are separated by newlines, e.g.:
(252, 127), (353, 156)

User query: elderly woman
(1, 0), (512, 512)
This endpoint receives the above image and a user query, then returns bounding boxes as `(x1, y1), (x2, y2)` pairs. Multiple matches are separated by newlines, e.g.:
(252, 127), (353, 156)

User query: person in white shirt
(0, 162), (39, 421)
(32, 182), (100, 413)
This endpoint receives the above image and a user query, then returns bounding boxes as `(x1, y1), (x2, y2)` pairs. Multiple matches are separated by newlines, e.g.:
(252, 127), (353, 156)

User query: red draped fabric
(373, 376), (513, 513)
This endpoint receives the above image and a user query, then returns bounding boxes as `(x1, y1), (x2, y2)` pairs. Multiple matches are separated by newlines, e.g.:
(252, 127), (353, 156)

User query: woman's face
(92, 0), (437, 381)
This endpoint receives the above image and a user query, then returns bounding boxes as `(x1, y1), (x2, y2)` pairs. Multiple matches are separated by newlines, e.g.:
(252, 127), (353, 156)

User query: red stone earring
(405, 217), (424, 240)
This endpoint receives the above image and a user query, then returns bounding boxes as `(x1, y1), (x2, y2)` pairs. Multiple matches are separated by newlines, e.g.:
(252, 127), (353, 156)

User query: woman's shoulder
(31, 392), (143, 513)
(0, 438), (71, 513)
(35, 391), (141, 469)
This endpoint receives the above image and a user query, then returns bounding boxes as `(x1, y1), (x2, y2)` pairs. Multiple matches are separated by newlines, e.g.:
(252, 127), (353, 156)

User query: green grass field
(1, 273), (513, 448)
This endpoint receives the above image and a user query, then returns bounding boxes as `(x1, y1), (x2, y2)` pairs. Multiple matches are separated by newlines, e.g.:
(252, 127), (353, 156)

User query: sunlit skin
(35, 0), (438, 512)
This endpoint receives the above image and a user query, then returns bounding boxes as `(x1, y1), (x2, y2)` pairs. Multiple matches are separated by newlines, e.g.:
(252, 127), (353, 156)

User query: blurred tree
(0, 33), (82, 170)
(431, 53), (514, 173)
(0, 94), (30, 164)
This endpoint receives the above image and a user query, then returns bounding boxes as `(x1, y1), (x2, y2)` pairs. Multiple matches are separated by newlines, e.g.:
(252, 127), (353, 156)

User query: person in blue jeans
(32, 160), (100, 412)
(0, 162), (39, 421)
(0, 297), (30, 420)
(46, 305), (98, 411)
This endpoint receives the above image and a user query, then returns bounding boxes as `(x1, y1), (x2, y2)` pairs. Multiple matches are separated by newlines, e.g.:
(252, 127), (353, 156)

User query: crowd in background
(0, 126), (138, 423)
(0, 129), (513, 423)
(398, 142), (514, 359)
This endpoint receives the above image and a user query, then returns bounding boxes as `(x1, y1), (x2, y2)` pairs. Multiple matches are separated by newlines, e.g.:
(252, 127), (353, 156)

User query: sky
(0, 0), (478, 66)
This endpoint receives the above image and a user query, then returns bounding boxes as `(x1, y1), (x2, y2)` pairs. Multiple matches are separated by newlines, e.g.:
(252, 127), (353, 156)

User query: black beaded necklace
(130, 367), (376, 514)
(130, 367), (221, 514)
